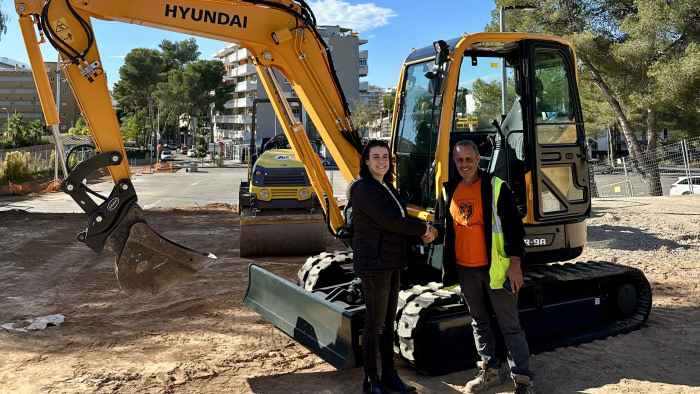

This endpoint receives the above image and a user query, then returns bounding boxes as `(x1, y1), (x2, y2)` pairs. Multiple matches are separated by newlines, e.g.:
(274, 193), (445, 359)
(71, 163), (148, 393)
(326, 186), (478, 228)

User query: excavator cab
(393, 37), (591, 267)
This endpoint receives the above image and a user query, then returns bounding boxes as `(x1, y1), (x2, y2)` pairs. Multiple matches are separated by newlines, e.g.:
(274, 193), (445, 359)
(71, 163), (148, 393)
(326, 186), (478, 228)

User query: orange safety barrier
(154, 162), (173, 172)
(4, 178), (62, 196)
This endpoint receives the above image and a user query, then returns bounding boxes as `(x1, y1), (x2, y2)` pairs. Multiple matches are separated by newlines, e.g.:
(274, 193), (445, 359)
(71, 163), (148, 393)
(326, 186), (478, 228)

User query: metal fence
(592, 136), (700, 197)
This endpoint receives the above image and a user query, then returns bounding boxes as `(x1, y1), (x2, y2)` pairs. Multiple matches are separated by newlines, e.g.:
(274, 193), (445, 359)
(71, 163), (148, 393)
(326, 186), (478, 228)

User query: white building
(210, 25), (367, 159)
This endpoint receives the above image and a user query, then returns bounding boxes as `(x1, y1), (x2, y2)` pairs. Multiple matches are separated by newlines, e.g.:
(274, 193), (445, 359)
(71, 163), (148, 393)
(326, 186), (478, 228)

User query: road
(0, 155), (349, 213)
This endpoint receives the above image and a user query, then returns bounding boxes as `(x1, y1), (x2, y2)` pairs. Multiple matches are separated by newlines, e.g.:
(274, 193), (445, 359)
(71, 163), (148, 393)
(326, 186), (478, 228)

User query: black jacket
(433, 170), (525, 288)
(351, 177), (426, 272)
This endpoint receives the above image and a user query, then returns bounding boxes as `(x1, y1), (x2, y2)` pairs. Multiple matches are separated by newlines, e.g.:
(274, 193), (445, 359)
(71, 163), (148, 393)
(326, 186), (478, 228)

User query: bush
(213, 155), (224, 167)
(2, 151), (31, 182)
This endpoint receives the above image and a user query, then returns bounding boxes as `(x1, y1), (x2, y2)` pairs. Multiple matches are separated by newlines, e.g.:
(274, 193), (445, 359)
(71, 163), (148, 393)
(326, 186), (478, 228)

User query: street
(0, 156), (349, 213)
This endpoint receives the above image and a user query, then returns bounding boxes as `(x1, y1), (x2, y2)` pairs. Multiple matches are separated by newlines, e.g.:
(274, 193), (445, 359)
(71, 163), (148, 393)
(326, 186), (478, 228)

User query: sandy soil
(1, 196), (699, 394)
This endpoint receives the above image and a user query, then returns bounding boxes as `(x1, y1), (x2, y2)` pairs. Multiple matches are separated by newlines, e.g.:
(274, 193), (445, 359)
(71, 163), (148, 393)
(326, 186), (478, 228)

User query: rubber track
(297, 251), (353, 290)
(396, 260), (652, 372)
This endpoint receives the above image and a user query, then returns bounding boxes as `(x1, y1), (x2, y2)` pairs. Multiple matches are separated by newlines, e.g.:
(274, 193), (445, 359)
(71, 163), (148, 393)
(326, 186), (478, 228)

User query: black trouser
(357, 269), (401, 379)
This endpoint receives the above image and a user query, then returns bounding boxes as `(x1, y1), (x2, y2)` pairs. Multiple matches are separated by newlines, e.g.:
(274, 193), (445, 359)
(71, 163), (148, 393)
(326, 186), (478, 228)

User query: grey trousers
(457, 264), (533, 380)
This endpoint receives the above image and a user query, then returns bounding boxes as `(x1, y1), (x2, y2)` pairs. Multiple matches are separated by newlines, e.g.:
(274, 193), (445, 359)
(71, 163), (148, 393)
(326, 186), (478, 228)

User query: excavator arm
(15, 0), (363, 298)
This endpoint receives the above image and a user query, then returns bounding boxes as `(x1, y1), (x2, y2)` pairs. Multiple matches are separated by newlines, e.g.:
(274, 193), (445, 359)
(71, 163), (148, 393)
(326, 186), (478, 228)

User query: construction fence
(593, 136), (700, 198)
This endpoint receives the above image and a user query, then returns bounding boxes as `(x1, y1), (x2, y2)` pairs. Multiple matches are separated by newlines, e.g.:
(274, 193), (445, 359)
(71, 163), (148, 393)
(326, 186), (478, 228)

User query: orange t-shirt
(450, 181), (488, 267)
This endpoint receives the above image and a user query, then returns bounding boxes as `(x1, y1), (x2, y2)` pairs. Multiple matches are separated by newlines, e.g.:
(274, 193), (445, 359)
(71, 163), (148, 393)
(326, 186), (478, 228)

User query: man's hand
(506, 256), (524, 292)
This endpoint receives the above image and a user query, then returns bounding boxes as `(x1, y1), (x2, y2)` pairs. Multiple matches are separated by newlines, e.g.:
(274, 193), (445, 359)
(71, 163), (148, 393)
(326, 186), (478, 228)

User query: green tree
(0, 3), (7, 40)
(154, 59), (231, 144)
(492, 0), (700, 196)
(159, 38), (200, 71)
(349, 99), (376, 138)
(68, 117), (90, 135)
(382, 91), (397, 115)
(120, 109), (149, 145)
(27, 120), (48, 145)
(113, 48), (164, 149)
(2, 114), (26, 147)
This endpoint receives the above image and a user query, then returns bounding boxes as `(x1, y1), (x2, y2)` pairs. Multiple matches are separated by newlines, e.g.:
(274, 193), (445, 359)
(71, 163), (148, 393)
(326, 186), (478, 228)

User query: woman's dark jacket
(433, 169), (525, 288)
(351, 176), (427, 272)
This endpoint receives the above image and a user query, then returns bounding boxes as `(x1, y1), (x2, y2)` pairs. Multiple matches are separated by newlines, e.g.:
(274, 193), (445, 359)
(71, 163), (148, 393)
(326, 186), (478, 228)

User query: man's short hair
(453, 139), (480, 156)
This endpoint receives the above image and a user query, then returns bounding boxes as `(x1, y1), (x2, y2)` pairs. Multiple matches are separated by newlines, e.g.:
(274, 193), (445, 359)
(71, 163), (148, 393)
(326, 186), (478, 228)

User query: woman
(351, 139), (435, 394)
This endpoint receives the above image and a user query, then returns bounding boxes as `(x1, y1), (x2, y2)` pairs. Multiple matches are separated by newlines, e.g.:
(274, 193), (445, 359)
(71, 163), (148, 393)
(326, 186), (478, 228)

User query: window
(534, 50), (577, 144)
(394, 60), (441, 208)
(453, 55), (514, 132)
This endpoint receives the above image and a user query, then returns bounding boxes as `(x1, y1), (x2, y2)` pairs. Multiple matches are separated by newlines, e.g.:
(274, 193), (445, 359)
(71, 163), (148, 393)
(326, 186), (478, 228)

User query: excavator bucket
(104, 206), (216, 300)
(243, 264), (362, 369)
(239, 208), (327, 257)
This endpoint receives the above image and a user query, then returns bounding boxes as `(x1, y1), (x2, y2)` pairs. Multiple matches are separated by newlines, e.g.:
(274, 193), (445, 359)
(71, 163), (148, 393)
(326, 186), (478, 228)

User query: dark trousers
(457, 264), (533, 380)
(356, 270), (401, 378)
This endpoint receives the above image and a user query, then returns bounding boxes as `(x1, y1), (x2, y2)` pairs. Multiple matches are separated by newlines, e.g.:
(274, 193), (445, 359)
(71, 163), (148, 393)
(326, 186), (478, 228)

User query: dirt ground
(1, 196), (699, 394)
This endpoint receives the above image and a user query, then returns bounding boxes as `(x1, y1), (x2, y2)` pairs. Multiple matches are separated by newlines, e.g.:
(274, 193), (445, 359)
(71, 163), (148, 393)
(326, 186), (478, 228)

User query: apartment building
(210, 25), (367, 157)
(359, 83), (384, 109)
(0, 57), (80, 132)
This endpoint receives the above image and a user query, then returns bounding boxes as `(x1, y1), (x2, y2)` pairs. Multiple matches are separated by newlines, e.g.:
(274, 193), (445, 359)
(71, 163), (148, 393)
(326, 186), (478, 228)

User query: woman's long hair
(358, 139), (395, 183)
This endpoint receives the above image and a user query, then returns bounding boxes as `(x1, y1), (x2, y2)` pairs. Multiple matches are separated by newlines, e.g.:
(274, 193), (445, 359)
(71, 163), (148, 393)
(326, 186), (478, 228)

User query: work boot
(381, 369), (417, 393)
(464, 363), (500, 393)
(363, 375), (391, 394)
(512, 374), (534, 394)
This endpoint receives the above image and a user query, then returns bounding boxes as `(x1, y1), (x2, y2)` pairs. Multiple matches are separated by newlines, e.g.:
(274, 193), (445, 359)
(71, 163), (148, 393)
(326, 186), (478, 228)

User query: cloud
(307, 0), (396, 32)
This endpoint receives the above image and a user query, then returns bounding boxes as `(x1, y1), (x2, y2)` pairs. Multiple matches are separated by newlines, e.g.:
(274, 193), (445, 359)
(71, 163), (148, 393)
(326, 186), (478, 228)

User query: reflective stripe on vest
(489, 177), (511, 289)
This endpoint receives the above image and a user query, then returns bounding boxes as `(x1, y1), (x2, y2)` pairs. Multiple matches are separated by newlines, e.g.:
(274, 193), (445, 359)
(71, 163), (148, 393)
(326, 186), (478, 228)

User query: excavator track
(297, 251), (354, 290)
(397, 260), (652, 375)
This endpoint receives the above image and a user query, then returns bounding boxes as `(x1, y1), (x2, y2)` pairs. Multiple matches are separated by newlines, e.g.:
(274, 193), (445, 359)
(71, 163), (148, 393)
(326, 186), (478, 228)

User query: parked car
(160, 150), (174, 161)
(318, 155), (333, 166)
(179, 146), (188, 154)
(670, 175), (700, 196)
(187, 149), (197, 158)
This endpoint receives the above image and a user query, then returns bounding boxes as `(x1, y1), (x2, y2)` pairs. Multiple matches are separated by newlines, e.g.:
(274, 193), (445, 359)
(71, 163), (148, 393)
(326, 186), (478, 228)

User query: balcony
(235, 97), (254, 107)
(235, 63), (256, 77)
(236, 80), (257, 92)
(359, 65), (368, 77)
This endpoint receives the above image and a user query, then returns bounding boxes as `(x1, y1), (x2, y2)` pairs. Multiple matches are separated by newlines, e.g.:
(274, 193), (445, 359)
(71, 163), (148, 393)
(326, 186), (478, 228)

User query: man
(428, 139), (533, 394)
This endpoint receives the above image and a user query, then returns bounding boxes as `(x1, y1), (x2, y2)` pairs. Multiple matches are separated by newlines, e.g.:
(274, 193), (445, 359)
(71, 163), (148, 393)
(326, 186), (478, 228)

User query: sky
(0, 0), (495, 90)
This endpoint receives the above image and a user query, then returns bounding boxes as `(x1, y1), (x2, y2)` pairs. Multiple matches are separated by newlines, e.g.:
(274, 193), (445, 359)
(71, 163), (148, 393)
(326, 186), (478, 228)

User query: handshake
(422, 223), (438, 243)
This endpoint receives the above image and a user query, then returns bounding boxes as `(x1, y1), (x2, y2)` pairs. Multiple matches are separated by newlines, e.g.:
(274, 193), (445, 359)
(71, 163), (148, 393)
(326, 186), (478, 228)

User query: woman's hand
(422, 224), (437, 243)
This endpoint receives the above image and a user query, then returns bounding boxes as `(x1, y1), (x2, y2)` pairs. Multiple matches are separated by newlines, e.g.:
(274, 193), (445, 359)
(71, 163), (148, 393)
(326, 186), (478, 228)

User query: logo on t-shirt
(458, 201), (474, 221)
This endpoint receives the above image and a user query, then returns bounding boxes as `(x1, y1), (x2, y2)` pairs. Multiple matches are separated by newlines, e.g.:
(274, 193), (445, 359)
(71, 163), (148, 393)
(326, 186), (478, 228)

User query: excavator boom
(14, 0), (363, 298)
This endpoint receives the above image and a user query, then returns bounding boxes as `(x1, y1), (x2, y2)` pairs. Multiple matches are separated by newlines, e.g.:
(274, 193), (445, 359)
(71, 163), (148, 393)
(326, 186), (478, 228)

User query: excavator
(16, 0), (651, 375)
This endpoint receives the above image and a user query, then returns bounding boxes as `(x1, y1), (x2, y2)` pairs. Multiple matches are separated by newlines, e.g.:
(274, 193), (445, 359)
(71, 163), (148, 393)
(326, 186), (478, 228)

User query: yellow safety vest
(489, 177), (511, 289)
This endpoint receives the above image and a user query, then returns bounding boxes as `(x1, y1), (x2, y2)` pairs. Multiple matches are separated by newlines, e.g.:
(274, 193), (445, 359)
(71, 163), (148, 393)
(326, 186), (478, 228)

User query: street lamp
(500, 5), (537, 114)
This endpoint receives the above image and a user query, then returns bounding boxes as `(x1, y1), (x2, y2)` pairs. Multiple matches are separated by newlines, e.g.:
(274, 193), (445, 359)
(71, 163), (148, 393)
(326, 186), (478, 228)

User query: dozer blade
(239, 208), (326, 257)
(106, 206), (216, 300)
(243, 264), (363, 369)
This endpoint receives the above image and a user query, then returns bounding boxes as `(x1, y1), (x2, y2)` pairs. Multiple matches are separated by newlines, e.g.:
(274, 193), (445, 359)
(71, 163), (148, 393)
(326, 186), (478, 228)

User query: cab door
(526, 42), (591, 222)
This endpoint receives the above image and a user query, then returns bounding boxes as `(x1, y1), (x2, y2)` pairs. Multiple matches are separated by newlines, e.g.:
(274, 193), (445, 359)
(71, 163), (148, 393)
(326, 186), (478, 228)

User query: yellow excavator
(16, 0), (651, 375)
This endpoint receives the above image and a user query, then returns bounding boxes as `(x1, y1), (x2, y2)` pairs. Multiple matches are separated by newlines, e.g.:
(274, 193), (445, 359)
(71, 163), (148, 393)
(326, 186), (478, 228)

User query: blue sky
(0, 0), (495, 90)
